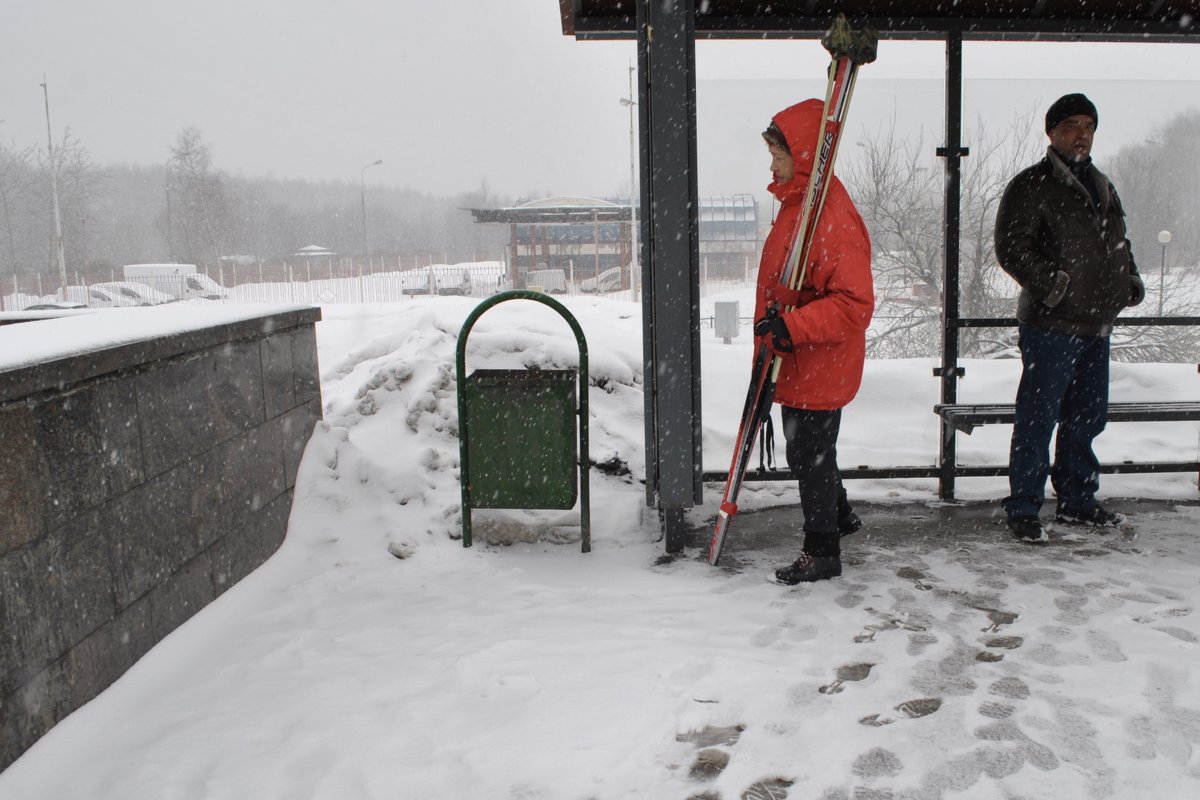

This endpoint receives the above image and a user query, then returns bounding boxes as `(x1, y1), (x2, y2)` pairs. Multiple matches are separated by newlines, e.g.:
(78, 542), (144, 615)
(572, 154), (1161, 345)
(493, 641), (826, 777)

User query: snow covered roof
(295, 245), (336, 257)
(517, 196), (618, 209)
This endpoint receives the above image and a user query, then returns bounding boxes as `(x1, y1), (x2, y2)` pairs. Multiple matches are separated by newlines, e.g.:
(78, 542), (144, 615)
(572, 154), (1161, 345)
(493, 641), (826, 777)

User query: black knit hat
(1045, 93), (1098, 133)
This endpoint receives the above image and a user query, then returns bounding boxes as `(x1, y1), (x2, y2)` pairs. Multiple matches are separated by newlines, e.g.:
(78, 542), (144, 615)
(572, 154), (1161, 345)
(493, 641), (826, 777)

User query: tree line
(0, 126), (514, 291)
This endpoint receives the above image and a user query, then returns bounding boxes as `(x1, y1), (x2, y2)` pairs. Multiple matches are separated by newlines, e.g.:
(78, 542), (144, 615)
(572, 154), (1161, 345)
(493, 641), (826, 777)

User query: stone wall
(0, 307), (322, 770)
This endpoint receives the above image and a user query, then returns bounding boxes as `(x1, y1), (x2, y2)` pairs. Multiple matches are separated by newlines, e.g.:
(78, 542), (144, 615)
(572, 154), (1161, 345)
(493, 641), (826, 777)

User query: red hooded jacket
(754, 99), (874, 410)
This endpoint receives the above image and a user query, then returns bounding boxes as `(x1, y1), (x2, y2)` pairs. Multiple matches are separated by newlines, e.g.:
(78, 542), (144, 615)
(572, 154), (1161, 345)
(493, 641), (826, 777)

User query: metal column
(637, 0), (702, 552)
(935, 28), (968, 500)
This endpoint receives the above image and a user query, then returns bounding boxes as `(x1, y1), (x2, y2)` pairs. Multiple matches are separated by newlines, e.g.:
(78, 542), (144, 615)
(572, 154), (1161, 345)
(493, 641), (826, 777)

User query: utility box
(715, 301), (739, 343)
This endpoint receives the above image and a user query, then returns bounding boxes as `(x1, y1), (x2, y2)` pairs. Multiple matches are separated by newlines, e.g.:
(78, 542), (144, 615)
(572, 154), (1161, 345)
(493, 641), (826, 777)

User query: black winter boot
(838, 509), (862, 537)
(774, 553), (842, 584)
(1008, 516), (1048, 543)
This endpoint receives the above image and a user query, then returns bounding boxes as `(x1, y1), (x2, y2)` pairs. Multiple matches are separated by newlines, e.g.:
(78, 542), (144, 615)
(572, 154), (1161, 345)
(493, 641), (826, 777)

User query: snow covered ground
(2, 291), (1200, 799)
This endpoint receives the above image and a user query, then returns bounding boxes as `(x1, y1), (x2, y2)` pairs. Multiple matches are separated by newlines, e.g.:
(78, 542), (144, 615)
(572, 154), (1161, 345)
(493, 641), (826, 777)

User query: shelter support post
(935, 29), (968, 501)
(637, 0), (702, 553)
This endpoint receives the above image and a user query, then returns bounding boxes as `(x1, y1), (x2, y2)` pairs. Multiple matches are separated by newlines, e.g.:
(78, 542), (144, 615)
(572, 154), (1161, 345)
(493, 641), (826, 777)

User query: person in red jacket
(753, 99), (875, 584)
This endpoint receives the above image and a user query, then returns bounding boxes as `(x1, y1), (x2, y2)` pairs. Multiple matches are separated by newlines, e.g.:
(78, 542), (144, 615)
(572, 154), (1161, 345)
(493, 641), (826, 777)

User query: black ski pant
(781, 405), (849, 558)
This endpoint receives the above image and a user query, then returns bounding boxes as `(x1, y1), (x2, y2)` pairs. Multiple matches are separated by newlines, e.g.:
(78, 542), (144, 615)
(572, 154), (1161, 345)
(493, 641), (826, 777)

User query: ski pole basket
(456, 290), (590, 552)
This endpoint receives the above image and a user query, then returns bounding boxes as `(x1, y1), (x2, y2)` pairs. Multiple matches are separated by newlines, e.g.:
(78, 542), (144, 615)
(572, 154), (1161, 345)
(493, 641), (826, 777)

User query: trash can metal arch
(456, 290), (591, 552)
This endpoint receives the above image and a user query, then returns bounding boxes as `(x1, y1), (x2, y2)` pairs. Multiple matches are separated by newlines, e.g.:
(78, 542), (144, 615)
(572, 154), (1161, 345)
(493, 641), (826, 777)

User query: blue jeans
(1003, 324), (1109, 520)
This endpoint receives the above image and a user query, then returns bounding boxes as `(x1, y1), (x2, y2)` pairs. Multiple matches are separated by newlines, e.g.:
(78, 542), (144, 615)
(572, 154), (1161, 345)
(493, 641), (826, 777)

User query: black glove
(1129, 274), (1145, 307)
(754, 314), (794, 353)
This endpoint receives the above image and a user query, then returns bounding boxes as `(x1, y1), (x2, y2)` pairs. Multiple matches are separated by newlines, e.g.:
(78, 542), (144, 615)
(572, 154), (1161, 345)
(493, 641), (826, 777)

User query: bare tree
(0, 136), (38, 283)
(845, 111), (1044, 359)
(168, 128), (234, 268)
(0, 128), (95, 291)
(1105, 109), (1200, 362)
(842, 122), (942, 358)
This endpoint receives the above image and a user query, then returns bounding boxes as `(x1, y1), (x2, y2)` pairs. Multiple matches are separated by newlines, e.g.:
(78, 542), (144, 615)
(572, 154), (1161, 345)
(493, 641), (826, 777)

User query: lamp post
(619, 61), (639, 301)
(40, 77), (67, 287)
(1157, 230), (1171, 316)
(360, 159), (383, 264)
(164, 154), (181, 261)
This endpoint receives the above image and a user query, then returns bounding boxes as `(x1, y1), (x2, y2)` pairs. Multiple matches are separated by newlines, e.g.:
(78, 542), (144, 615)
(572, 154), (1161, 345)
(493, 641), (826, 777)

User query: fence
(3, 260), (674, 309)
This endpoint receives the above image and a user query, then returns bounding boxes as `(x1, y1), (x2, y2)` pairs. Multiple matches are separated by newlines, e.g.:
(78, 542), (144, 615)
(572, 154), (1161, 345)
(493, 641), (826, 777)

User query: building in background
(470, 194), (758, 293)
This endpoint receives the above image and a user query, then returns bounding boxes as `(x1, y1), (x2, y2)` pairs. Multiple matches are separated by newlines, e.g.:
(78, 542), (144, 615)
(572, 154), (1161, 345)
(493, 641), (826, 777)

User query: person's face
(768, 142), (794, 184)
(1048, 114), (1095, 162)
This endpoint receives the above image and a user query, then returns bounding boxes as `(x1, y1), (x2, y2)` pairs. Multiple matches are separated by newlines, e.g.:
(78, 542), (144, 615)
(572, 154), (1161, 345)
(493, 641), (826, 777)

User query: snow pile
(306, 297), (647, 553)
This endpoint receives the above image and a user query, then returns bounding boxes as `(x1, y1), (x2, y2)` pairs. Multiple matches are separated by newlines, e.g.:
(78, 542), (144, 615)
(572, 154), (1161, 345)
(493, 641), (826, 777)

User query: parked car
(92, 281), (177, 306)
(56, 285), (139, 308)
(23, 301), (88, 310)
(579, 267), (622, 294)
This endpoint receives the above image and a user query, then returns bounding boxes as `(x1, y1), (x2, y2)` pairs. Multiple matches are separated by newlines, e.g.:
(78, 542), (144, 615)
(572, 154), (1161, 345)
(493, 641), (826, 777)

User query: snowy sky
(5, 0), (1200, 198)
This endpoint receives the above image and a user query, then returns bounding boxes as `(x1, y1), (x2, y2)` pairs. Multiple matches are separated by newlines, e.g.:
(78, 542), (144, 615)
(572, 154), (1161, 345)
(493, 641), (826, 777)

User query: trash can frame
(456, 290), (590, 552)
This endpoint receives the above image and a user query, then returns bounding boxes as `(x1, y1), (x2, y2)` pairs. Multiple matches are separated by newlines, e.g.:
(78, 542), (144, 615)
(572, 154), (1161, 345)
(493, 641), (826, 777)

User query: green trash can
(464, 369), (578, 510)
(457, 291), (590, 551)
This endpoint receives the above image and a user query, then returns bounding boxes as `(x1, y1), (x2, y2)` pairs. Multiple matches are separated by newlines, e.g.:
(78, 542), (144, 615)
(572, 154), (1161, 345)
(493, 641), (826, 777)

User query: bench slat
(935, 401), (1200, 434)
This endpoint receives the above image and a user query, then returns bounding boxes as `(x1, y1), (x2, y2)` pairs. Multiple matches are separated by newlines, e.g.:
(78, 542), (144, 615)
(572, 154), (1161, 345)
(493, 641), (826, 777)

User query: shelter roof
(294, 245), (336, 257)
(558, 1), (1200, 41)
(470, 202), (630, 224)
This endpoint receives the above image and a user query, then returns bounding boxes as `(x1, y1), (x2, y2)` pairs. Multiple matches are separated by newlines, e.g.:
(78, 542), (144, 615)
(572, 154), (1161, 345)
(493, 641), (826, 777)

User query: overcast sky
(4, 0), (1200, 201)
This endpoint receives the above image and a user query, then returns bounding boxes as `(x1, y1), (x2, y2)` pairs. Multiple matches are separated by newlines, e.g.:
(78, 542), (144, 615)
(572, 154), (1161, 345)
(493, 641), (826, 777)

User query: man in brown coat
(994, 93), (1145, 543)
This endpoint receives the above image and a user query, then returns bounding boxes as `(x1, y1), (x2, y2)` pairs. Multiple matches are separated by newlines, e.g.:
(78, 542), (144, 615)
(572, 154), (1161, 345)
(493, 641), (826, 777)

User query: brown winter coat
(994, 147), (1141, 337)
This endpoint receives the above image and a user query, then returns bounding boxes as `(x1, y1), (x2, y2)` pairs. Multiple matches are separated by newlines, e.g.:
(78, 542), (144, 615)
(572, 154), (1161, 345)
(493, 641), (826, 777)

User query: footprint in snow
(678, 725), (744, 783)
(1133, 606), (1192, 623)
(819, 662), (875, 694)
(975, 607), (1019, 633)
(859, 697), (943, 726)
(740, 777), (793, 799)
(982, 634), (1023, 650)
(853, 608), (927, 643)
(676, 724), (745, 748)
(677, 725), (793, 800)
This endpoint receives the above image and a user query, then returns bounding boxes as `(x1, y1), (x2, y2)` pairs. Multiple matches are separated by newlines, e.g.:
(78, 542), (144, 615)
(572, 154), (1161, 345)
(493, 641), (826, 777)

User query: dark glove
(1129, 274), (1145, 307)
(1044, 270), (1070, 308)
(754, 314), (794, 353)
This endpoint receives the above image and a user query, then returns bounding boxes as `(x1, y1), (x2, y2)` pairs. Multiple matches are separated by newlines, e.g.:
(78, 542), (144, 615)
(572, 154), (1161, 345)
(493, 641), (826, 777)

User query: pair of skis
(707, 15), (877, 566)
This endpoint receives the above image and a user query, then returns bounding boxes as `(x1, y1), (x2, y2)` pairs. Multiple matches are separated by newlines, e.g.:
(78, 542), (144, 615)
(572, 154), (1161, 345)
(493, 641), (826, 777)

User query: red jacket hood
(768, 99), (825, 201)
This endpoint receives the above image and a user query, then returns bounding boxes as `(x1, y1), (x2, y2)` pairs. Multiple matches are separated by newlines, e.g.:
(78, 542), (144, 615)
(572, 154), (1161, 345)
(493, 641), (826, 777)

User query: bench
(936, 401), (1200, 436)
(934, 401), (1200, 489)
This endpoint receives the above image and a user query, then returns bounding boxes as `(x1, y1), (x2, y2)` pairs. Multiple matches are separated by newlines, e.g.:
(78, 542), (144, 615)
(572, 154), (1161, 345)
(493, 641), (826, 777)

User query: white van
(122, 264), (227, 300)
(525, 268), (568, 294)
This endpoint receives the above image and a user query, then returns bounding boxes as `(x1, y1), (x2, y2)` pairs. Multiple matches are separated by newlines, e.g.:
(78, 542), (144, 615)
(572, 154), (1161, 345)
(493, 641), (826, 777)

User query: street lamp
(41, 77), (67, 287)
(1157, 229), (1171, 315)
(360, 159), (383, 262)
(165, 154), (181, 261)
(619, 61), (639, 301)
